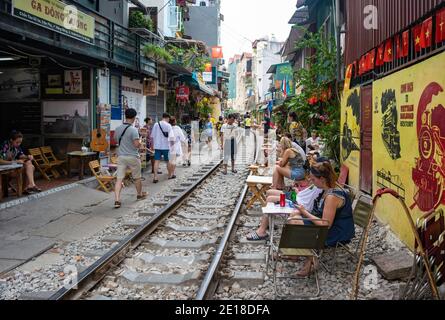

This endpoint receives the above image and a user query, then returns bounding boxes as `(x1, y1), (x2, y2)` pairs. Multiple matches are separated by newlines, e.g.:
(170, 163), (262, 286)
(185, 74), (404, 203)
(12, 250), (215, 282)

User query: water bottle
(291, 190), (297, 203)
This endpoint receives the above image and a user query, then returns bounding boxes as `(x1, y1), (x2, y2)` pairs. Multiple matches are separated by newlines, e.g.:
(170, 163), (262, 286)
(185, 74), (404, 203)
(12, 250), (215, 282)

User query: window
(110, 75), (120, 106)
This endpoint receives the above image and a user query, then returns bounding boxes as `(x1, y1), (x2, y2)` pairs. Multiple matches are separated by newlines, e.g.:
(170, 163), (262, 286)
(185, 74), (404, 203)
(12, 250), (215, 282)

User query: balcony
(0, 0), (159, 77)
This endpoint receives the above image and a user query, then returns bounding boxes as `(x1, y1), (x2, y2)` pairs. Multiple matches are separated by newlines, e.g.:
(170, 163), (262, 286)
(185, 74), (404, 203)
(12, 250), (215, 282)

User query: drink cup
(280, 194), (286, 208)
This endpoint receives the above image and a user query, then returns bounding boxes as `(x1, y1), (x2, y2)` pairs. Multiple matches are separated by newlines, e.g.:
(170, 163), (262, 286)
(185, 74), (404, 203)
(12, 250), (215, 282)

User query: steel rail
(196, 130), (260, 300)
(49, 159), (223, 300)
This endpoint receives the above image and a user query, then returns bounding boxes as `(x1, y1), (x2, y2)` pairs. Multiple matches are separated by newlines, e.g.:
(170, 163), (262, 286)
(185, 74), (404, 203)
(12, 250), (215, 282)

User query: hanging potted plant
(129, 11), (154, 31)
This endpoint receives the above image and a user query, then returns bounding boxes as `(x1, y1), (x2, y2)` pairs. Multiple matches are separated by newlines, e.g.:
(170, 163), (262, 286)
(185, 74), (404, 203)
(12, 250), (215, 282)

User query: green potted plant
(129, 11), (153, 31)
(143, 44), (174, 63)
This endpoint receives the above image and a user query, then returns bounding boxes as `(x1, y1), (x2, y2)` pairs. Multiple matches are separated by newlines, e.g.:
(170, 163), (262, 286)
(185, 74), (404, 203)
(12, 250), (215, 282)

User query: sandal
(168, 175), (177, 180)
(31, 186), (42, 192)
(246, 232), (269, 241)
(232, 170), (238, 174)
(114, 201), (121, 209)
(23, 188), (35, 195)
(137, 192), (148, 201)
(153, 179), (159, 184)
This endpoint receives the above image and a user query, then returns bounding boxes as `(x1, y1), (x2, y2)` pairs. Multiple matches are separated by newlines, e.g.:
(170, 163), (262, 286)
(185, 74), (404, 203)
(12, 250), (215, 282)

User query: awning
(162, 62), (192, 76)
(197, 82), (216, 96)
(179, 74), (216, 96)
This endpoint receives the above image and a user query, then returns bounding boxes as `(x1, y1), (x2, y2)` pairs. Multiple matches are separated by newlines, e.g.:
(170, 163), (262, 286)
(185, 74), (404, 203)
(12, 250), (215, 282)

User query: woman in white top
(305, 130), (321, 154)
(169, 117), (186, 178)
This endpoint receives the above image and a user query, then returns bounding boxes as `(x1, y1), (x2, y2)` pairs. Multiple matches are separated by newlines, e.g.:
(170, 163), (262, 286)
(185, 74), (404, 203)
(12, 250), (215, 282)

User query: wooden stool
(248, 165), (260, 176)
(245, 176), (273, 209)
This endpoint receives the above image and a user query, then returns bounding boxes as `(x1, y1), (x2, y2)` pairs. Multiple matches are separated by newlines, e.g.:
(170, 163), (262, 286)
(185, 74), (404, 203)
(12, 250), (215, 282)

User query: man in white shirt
(151, 113), (175, 183)
(221, 114), (239, 175)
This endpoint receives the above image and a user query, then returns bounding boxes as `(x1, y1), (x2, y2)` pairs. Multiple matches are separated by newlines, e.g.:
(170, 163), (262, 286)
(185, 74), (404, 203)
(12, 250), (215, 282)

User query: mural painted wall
(340, 87), (361, 189)
(372, 51), (445, 248)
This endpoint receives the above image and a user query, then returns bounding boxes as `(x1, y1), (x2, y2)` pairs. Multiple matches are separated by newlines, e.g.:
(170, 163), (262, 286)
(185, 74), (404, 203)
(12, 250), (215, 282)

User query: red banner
(376, 43), (385, 66)
(211, 46), (223, 59)
(383, 38), (393, 62)
(436, 8), (445, 43)
(420, 17), (433, 48)
(413, 24), (422, 52)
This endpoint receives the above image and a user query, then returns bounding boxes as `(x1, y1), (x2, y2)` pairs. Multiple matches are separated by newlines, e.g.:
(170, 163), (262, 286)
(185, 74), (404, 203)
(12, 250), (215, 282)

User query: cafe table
(66, 151), (98, 180)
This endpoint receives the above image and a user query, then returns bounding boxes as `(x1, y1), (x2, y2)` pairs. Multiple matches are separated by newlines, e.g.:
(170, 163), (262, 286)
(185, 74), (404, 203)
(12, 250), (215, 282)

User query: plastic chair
(324, 193), (373, 273)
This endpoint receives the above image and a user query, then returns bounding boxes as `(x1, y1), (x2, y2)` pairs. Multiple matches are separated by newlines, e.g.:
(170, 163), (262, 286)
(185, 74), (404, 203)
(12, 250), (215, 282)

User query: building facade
(252, 36), (283, 105)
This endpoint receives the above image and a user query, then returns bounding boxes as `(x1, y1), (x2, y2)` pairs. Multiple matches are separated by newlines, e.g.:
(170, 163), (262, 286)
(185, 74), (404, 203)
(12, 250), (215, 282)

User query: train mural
(341, 51), (445, 247)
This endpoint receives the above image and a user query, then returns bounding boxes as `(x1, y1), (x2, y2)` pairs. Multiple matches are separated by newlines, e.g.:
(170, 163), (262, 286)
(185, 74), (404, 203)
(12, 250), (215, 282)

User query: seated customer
(289, 160), (355, 277)
(0, 131), (41, 194)
(270, 137), (305, 190)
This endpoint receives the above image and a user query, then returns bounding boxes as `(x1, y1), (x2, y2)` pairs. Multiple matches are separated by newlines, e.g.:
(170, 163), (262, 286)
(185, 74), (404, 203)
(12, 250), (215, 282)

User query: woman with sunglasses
(290, 161), (355, 277)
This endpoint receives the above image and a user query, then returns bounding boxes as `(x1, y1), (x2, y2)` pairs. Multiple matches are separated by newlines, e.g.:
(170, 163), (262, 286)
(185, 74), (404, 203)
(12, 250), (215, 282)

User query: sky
(220, 0), (297, 63)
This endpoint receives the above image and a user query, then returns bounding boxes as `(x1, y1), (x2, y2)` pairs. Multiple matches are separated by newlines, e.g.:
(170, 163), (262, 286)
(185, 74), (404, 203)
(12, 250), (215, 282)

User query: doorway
(360, 85), (373, 194)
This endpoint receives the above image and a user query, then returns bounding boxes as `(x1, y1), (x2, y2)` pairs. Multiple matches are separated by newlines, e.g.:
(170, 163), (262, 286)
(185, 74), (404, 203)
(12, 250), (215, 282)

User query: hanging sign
(176, 85), (190, 103)
(143, 78), (158, 96)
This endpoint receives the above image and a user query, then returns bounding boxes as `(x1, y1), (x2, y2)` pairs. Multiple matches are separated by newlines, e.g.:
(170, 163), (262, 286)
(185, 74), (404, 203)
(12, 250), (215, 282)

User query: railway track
(47, 131), (261, 300)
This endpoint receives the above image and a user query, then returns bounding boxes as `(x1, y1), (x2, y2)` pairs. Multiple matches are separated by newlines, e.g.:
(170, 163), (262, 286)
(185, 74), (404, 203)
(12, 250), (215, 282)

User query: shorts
(291, 167), (306, 181)
(117, 156), (141, 180)
(154, 149), (169, 162)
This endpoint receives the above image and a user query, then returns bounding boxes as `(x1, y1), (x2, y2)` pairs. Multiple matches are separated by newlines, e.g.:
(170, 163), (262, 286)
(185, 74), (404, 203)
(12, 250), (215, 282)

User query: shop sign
(202, 72), (212, 82)
(176, 85), (190, 103)
(12, 0), (95, 44)
(143, 78), (158, 96)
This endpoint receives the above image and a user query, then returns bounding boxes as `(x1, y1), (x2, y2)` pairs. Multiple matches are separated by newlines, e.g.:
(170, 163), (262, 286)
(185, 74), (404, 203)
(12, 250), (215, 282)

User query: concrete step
(146, 237), (218, 249)
(120, 270), (201, 287)
(132, 253), (210, 266)
(230, 253), (266, 265)
(165, 222), (224, 233)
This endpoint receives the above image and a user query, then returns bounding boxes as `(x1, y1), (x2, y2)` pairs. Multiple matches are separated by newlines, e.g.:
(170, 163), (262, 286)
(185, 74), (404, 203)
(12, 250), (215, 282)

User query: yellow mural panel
(372, 52), (445, 248)
(340, 87), (361, 189)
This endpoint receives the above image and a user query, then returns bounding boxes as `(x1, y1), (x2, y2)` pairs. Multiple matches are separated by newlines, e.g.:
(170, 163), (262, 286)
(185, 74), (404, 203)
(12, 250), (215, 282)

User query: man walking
(114, 108), (147, 209)
(221, 114), (238, 175)
(151, 113), (175, 183)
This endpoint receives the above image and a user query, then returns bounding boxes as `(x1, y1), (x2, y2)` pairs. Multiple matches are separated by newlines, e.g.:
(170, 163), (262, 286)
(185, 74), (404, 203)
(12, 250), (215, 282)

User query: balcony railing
(0, 0), (159, 77)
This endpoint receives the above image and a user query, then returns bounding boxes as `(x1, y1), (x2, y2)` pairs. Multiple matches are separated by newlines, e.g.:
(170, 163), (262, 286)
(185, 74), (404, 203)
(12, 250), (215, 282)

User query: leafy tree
(288, 27), (341, 164)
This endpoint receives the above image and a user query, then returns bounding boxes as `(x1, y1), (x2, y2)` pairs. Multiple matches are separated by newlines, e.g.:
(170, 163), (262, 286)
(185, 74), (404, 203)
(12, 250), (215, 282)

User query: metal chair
(272, 218), (329, 299)
(325, 193), (373, 273)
